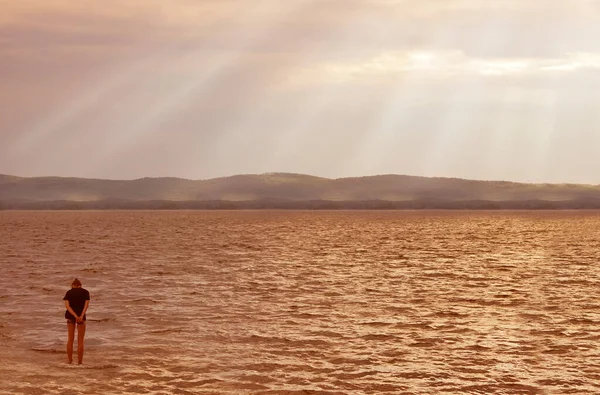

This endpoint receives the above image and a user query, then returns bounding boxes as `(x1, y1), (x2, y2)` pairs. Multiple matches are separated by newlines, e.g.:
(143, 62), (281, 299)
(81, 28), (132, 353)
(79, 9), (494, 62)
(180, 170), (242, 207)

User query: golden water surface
(1, 210), (600, 394)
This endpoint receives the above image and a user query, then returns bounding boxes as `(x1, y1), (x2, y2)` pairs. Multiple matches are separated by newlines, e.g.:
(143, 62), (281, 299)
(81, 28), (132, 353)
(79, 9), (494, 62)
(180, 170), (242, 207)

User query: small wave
(361, 334), (396, 341)
(149, 328), (183, 334)
(31, 348), (63, 354)
(130, 298), (159, 304)
(395, 371), (449, 380)
(452, 366), (489, 374)
(152, 271), (175, 275)
(333, 370), (378, 380)
(307, 330), (344, 338)
(543, 345), (578, 355)
(393, 322), (433, 330)
(330, 357), (373, 366)
(360, 321), (393, 327)
(426, 310), (468, 318)
(88, 317), (112, 322)
(409, 338), (445, 347)
(561, 317), (599, 325)
(56, 363), (119, 370)
(291, 312), (325, 319)
(465, 344), (492, 351)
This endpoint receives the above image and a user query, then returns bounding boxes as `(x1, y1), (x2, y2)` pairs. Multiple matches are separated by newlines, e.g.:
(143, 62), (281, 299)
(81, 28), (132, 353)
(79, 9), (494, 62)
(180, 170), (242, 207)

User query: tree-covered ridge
(1, 173), (600, 206)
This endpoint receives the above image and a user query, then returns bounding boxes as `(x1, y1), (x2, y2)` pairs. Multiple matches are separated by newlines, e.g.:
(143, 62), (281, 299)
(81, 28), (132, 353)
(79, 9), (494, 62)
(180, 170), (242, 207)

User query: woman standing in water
(63, 278), (90, 364)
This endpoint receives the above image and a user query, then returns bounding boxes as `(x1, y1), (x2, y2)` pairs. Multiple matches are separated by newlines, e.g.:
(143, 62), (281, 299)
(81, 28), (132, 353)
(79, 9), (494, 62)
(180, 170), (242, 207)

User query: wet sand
(1, 210), (600, 394)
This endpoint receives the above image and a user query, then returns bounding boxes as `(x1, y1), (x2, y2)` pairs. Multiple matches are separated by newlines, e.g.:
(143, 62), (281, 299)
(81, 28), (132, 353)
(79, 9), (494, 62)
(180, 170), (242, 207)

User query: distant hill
(1, 173), (600, 209)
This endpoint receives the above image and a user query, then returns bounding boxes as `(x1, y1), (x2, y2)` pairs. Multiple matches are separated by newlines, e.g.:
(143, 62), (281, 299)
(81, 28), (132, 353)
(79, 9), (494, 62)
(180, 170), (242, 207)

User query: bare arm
(64, 300), (79, 320)
(80, 300), (90, 319)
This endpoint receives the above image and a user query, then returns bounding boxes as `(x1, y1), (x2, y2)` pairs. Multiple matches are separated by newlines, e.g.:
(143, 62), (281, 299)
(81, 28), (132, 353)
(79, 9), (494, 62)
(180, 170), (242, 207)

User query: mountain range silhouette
(2, 173), (600, 209)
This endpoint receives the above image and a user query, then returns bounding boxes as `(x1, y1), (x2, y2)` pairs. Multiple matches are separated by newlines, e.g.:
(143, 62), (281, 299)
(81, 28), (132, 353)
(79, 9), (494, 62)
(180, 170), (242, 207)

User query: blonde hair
(72, 278), (82, 287)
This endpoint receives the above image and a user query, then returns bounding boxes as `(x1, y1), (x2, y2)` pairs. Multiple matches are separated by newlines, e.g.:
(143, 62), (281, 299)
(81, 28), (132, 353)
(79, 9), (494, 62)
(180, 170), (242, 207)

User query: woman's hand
(75, 316), (82, 323)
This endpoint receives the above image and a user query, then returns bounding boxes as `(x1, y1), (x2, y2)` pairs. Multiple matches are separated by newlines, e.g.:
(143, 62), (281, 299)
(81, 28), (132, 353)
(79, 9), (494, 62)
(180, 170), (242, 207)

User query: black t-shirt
(63, 288), (90, 320)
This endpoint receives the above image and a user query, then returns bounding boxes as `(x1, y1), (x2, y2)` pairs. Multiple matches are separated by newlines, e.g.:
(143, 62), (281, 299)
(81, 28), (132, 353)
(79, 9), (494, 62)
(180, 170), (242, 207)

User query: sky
(1, 0), (600, 183)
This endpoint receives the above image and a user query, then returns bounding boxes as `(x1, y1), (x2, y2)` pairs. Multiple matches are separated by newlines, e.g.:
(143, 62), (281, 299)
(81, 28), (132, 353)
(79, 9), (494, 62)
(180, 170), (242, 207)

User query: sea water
(1, 210), (600, 394)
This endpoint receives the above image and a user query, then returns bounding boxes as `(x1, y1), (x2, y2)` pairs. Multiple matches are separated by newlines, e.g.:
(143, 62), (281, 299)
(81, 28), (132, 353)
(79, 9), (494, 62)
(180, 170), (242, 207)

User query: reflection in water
(1, 210), (600, 394)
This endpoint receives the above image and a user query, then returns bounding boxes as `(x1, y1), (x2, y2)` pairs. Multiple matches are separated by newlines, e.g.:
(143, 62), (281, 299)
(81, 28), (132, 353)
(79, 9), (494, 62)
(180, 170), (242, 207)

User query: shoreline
(3, 199), (600, 211)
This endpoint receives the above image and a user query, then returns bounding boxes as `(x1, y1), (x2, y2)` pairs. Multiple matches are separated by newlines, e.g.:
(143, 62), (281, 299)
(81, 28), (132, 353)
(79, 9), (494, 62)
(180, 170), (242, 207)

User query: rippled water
(1, 210), (600, 394)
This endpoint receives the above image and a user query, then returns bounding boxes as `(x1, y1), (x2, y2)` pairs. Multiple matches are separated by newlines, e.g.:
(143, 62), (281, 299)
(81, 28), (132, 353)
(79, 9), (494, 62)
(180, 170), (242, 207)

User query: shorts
(65, 311), (86, 323)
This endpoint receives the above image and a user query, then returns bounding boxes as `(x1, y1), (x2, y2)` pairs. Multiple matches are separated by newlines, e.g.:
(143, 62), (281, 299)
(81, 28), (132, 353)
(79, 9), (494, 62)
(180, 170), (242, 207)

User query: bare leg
(77, 322), (86, 364)
(66, 321), (75, 364)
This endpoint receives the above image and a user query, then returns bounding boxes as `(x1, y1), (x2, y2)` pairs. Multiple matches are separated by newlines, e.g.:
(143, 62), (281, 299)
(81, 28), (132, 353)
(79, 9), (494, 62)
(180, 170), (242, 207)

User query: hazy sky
(2, 0), (600, 183)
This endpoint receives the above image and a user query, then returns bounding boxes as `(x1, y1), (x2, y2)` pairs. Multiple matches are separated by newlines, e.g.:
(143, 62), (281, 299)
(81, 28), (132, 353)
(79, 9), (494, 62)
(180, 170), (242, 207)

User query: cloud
(1, 0), (600, 182)
(292, 51), (600, 86)
(3, 0), (600, 69)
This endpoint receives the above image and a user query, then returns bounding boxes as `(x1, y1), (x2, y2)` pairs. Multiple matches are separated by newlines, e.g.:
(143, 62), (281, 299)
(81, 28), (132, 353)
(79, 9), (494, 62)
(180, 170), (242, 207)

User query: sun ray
(8, 1), (317, 175)
(416, 15), (522, 180)
(210, 6), (380, 176)
(90, 0), (318, 173)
